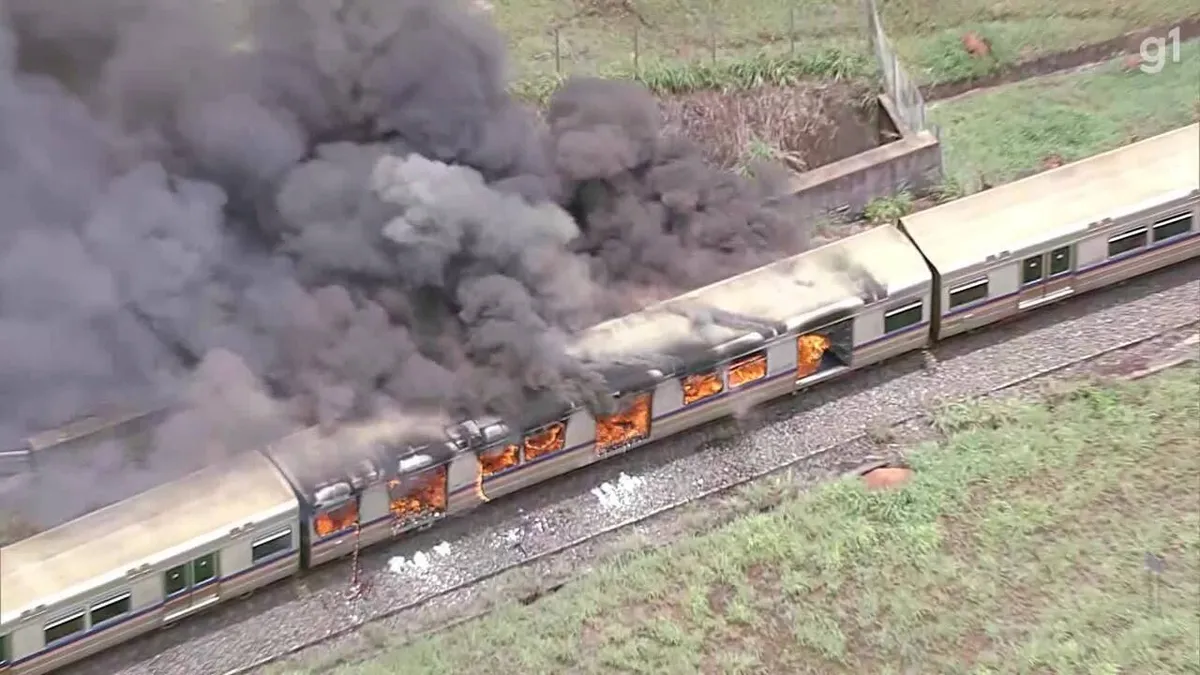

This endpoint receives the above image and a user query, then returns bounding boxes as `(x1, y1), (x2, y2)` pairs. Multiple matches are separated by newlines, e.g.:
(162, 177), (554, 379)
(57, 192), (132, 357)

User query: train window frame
(1021, 255), (1044, 285)
(1, 632), (9, 665)
(89, 592), (132, 627)
(251, 528), (293, 564)
(164, 564), (189, 597)
(948, 278), (989, 309)
(1152, 213), (1193, 243)
(1106, 227), (1147, 258)
(727, 350), (768, 389)
(1049, 245), (1072, 276)
(522, 421), (567, 463)
(883, 300), (923, 334)
(44, 611), (86, 646)
(192, 552), (219, 587)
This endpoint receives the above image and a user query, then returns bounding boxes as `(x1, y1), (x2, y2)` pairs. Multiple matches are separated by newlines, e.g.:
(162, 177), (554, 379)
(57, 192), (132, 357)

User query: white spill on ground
(590, 472), (645, 511)
(387, 541), (453, 577)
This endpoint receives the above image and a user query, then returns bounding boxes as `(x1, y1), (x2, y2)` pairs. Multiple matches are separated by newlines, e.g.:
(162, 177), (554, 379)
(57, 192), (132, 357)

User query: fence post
(709, 0), (717, 65)
(554, 28), (561, 74)
(633, 23), (640, 76)
(789, 6), (796, 57)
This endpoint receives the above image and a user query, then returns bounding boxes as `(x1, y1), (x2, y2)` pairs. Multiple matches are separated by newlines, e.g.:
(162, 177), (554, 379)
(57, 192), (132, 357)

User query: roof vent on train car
(398, 453), (433, 474)
(313, 481), (353, 507)
(479, 420), (510, 446)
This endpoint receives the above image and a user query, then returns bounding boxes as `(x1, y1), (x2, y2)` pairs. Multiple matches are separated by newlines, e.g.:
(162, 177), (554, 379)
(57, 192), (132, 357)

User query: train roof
(900, 124), (1200, 274)
(568, 224), (931, 382)
(0, 451), (296, 624)
(262, 411), (454, 504)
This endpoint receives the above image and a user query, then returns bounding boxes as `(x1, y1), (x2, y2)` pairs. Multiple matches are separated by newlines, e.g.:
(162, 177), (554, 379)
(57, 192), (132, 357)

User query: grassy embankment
(491, 0), (1198, 100)
(293, 363), (1198, 674)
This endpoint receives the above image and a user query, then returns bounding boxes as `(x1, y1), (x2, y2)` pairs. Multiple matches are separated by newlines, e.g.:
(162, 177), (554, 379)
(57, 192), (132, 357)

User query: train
(1, 123), (1197, 675)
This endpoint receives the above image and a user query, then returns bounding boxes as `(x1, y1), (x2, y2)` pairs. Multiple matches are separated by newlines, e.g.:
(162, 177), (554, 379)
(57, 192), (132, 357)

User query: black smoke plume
(0, 0), (809, 526)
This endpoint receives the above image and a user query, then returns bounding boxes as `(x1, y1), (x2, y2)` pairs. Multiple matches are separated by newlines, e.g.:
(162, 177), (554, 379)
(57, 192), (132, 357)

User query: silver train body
(2, 124), (1198, 675)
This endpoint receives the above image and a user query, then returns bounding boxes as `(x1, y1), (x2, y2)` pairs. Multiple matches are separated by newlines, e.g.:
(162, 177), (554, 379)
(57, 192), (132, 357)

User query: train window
(0, 633), (8, 665)
(44, 611), (86, 645)
(251, 529), (293, 564)
(883, 301), (923, 334)
(948, 279), (989, 309)
(89, 592), (131, 626)
(1107, 228), (1147, 257)
(1021, 255), (1044, 285)
(164, 564), (188, 596)
(727, 352), (767, 388)
(193, 553), (218, 586)
(1152, 213), (1193, 242)
(1049, 246), (1072, 276)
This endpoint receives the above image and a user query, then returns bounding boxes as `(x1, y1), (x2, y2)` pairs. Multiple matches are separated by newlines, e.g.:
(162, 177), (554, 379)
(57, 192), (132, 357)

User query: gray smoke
(0, 0), (811, 522)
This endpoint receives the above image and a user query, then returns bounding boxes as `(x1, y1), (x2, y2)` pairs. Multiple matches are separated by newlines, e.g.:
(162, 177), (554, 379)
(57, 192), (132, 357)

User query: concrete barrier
(786, 94), (943, 218)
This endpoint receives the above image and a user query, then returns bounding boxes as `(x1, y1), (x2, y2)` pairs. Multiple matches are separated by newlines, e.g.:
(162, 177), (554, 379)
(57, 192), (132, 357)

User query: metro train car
(1, 123), (1196, 675)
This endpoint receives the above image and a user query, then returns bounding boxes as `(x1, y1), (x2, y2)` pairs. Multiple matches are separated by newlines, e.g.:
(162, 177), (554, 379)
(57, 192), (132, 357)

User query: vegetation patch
(929, 38), (1200, 192)
(297, 365), (1200, 674)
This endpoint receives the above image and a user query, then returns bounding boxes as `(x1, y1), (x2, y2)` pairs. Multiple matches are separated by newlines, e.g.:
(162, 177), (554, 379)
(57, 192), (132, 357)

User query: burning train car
(5, 126), (1196, 675)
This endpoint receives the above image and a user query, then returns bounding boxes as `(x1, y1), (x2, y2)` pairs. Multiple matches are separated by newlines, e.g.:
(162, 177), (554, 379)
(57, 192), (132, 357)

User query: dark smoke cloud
(0, 0), (811, 527)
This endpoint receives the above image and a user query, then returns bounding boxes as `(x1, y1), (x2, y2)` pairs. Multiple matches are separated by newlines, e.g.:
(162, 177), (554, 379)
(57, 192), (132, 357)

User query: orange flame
(729, 352), (767, 387)
(797, 334), (831, 378)
(479, 444), (519, 478)
(682, 371), (723, 405)
(524, 422), (566, 461)
(596, 394), (651, 452)
(387, 465), (447, 523)
(313, 499), (359, 537)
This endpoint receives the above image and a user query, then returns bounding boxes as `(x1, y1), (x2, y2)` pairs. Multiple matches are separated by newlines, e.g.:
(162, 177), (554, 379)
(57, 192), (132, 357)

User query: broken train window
(595, 393), (651, 454)
(796, 316), (853, 379)
(387, 465), (447, 524)
(314, 498), (360, 537)
(727, 351), (767, 388)
(681, 370), (724, 405)
(523, 421), (566, 461)
(479, 443), (520, 478)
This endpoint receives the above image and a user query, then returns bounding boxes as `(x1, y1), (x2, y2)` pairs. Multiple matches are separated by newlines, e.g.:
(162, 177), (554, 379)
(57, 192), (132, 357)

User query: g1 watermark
(1139, 26), (1182, 74)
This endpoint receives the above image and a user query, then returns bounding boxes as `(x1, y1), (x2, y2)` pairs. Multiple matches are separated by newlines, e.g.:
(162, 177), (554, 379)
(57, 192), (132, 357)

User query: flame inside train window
(1152, 213), (1193, 242)
(387, 465), (448, 523)
(313, 499), (360, 537)
(523, 422), (566, 461)
(797, 334), (833, 378)
(479, 444), (519, 478)
(595, 393), (652, 453)
(728, 352), (767, 388)
(682, 370), (724, 405)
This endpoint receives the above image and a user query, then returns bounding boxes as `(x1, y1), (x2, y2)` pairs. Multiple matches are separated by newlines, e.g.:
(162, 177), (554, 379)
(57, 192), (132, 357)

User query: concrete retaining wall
(786, 94), (943, 218)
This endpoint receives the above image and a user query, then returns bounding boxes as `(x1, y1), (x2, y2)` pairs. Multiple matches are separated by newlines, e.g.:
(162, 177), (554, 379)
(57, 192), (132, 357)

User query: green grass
(929, 38), (1200, 192)
(287, 365), (1200, 674)
(491, 0), (1199, 96)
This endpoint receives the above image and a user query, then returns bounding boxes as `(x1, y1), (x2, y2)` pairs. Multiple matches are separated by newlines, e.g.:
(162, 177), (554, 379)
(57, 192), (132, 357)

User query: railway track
(59, 260), (1199, 675)
(230, 319), (1200, 675)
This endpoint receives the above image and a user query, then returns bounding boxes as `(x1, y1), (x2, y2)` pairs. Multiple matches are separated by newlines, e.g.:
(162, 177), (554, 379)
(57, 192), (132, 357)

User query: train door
(1017, 245), (1074, 310)
(162, 551), (220, 623)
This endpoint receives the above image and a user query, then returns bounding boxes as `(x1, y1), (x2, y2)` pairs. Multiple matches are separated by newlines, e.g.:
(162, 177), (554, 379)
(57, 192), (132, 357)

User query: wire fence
(862, 0), (931, 133)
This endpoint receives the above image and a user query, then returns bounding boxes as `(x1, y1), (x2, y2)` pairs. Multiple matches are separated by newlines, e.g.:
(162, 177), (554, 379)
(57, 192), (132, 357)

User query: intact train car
(900, 124), (1200, 340)
(0, 452), (300, 675)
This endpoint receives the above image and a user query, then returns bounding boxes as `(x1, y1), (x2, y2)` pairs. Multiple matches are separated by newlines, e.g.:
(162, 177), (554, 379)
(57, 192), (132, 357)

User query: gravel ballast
(59, 260), (1200, 675)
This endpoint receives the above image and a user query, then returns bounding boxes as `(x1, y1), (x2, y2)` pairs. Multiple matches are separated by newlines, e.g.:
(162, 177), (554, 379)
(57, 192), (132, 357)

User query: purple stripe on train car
(446, 323), (931, 497)
(8, 551), (299, 667)
(942, 229), (1200, 318)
